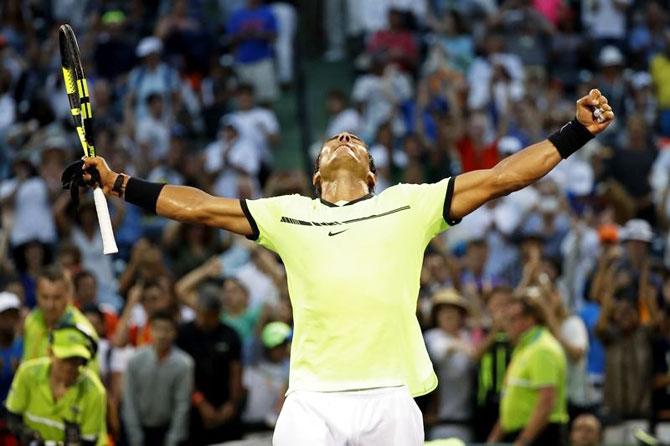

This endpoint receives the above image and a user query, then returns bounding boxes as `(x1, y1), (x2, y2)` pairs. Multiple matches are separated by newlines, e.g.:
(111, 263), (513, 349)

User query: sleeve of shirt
(80, 377), (107, 445)
(527, 348), (562, 389)
(240, 195), (296, 252)
(166, 356), (194, 446)
(5, 362), (29, 414)
(399, 177), (460, 242)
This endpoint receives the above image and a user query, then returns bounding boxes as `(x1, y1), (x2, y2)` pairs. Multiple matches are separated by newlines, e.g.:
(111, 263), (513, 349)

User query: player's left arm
(448, 89), (614, 221)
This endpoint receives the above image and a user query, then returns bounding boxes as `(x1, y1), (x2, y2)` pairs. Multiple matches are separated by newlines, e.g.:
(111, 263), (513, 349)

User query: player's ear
(313, 171), (321, 196)
(366, 171), (376, 193)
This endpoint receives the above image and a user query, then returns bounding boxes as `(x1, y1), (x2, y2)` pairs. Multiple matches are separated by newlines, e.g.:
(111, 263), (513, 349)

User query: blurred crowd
(1, 0), (670, 445)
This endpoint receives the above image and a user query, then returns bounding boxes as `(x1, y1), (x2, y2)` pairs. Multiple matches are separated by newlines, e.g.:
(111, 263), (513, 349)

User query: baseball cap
(261, 322), (291, 349)
(621, 219), (653, 243)
(136, 37), (163, 58)
(51, 324), (96, 361)
(0, 292), (20, 313)
(599, 45), (624, 67)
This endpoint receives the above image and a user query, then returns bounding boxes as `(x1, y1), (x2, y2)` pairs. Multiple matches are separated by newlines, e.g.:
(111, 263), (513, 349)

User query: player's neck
(320, 174), (369, 204)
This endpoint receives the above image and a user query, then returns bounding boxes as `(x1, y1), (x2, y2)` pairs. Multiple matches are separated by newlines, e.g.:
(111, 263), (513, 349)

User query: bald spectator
(570, 414), (602, 446)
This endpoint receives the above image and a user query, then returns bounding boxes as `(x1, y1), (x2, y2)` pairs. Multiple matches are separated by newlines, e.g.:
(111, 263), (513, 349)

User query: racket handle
(93, 187), (118, 255)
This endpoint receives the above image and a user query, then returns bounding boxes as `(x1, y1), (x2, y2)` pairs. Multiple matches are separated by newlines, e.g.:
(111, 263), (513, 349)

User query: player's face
(37, 279), (70, 326)
(315, 132), (373, 186)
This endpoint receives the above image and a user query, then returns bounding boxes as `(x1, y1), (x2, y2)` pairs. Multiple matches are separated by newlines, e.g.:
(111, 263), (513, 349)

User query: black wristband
(548, 118), (594, 159)
(124, 178), (165, 214)
(112, 174), (126, 196)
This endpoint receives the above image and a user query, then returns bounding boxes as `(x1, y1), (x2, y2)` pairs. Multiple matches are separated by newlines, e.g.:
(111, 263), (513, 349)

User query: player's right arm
(81, 157), (254, 236)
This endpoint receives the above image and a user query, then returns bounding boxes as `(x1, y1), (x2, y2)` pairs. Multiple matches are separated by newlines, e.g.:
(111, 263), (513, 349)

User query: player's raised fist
(576, 88), (615, 135)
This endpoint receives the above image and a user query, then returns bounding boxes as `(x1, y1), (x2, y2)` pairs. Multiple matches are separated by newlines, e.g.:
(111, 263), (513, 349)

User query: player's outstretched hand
(82, 156), (119, 196)
(576, 88), (615, 135)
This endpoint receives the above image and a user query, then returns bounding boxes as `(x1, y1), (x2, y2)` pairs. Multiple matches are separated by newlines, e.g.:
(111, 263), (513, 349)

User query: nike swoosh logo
(328, 229), (348, 237)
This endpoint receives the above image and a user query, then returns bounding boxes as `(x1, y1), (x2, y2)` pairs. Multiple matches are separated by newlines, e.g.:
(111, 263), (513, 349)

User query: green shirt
(5, 357), (107, 445)
(23, 305), (97, 362)
(244, 178), (456, 396)
(500, 326), (568, 432)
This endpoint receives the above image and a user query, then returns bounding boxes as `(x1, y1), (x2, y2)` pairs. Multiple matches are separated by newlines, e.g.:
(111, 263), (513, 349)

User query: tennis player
(82, 89), (613, 445)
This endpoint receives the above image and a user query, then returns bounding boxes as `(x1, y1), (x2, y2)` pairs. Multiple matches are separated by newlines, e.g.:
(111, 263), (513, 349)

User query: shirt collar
(515, 326), (543, 350)
(320, 193), (374, 207)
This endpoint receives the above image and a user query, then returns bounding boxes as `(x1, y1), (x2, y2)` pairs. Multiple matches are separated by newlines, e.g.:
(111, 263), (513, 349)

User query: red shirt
(456, 137), (499, 172)
(367, 30), (417, 70)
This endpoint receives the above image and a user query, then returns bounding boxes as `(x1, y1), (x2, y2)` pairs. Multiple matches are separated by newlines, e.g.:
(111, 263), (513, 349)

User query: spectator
(73, 271), (119, 335)
(93, 10), (136, 81)
(472, 286), (513, 442)
(652, 306), (670, 430)
(581, 0), (631, 52)
(135, 92), (171, 165)
(650, 30), (670, 136)
(112, 278), (173, 349)
(423, 288), (475, 442)
(22, 266), (97, 362)
(270, 1), (298, 87)
(570, 413), (603, 446)
(242, 321), (290, 431)
(6, 323), (106, 446)
(177, 285), (244, 444)
(228, 83), (280, 177)
(126, 36), (180, 120)
(203, 115), (261, 199)
(82, 303), (125, 443)
(366, 8), (418, 73)
(122, 310), (193, 446)
(545, 282), (590, 418)
(53, 197), (123, 311)
(488, 289), (568, 446)
(0, 292), (21, 404)
(596, 285), (657, 421)
(351, 55), (413, 141)
(2, 158), (57, 250)
(324, 89), (363, 139)
(226, 0), (279, 103)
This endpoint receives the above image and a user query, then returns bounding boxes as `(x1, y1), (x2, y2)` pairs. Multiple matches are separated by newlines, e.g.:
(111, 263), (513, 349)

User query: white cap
(0, 292), (20, 313)
(136, 37), (163, 58)
(498, 136), (523, 155)
(599, 45), (624, 67)
(621, 219), (653, 243)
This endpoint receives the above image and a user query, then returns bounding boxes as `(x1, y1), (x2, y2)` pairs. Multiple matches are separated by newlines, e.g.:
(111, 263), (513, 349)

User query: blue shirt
(579, 302), (605, 377)
(226, 6), (277, 63)
(0, 337), (23, 403)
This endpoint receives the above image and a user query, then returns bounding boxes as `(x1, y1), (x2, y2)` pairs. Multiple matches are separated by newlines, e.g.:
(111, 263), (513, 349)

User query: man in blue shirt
(226, 0), (278, 103)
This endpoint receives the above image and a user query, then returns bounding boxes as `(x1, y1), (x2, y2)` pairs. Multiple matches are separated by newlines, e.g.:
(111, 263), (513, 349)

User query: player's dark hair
(313, 148), (377, 197)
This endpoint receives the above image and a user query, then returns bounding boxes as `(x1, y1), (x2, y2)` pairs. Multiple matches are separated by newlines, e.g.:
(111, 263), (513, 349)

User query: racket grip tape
(93, 187), (118, 254)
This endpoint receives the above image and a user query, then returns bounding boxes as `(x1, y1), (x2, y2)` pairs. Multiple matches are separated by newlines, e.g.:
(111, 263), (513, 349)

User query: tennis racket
(59, 24), (118, 255)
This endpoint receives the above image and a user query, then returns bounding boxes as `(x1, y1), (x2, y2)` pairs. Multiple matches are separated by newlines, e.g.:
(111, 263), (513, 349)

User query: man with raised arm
(82, 89), (613, 445)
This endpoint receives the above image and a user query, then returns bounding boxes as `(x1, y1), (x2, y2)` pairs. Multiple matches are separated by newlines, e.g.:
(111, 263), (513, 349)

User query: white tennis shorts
(272, 386), (424, 446)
